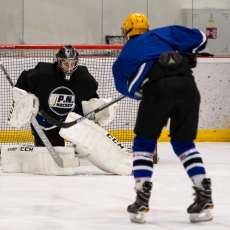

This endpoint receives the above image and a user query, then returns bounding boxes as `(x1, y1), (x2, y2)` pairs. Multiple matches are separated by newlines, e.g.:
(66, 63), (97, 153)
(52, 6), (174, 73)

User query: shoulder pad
(76, 65), (87, 71)
(35, 62), (56, 75)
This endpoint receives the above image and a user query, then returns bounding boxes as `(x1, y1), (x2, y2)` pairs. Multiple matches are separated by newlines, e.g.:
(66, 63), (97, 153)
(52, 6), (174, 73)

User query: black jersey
(16, 62), (99, 127)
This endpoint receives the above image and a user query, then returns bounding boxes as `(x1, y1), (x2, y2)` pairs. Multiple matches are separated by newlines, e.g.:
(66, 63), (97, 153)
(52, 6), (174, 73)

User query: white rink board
(194, 58), (230, 129)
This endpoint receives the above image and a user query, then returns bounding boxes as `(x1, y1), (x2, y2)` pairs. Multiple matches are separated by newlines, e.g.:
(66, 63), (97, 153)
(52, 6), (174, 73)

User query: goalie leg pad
(59, 112), (132, 176)
(1, 145), (80, 175)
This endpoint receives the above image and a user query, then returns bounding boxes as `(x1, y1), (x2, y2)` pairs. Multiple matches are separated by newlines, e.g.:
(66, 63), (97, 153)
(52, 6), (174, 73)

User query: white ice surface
(0, 142), (229, 230)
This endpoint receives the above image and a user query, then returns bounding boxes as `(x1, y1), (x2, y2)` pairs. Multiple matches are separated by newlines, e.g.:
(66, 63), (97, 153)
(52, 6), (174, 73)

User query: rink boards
(0, 57), (230, 143)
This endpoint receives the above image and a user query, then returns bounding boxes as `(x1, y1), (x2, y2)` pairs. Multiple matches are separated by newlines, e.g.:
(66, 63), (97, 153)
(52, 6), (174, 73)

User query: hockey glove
(82, 98), (117, 126)
(8, 87), (39, 128)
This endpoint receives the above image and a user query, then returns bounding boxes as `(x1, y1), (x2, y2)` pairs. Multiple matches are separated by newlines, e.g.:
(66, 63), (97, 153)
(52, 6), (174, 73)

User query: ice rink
(0, 142), (229, 230)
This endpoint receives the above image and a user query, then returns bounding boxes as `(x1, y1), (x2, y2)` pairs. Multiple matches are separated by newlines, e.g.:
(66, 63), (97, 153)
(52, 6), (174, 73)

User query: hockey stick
(0, 63), (64, 168)
(40, 95), (126, 128)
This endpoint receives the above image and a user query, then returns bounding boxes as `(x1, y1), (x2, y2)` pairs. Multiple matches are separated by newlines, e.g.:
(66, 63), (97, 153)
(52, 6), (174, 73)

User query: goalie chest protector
(16, 62), (99, 120)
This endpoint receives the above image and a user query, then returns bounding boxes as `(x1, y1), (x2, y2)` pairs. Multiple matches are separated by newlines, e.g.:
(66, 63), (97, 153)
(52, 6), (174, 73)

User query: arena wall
(0, 54), (229, 143)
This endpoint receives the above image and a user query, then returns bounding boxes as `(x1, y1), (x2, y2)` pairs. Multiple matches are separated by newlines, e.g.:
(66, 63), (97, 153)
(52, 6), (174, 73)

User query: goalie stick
(0, 63), (64, 168)
(40, 95), (126, 128)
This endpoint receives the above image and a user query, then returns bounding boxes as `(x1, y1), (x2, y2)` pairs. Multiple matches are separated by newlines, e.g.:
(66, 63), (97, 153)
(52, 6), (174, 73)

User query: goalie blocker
(59, 112), (132, 176)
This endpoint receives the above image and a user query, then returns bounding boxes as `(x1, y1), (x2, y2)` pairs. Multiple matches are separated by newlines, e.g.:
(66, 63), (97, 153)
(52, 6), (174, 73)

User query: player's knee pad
(133, 136), (156, 153)
(171, 140), (196, 157)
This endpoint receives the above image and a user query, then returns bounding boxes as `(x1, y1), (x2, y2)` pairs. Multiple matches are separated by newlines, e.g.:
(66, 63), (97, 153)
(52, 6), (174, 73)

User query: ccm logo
(20, 146), (34, 151)
(106, 133), (125, 149)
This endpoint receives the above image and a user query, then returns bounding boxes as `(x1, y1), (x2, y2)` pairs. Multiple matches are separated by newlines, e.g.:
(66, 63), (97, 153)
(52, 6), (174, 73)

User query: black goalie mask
(56, 45), (79, 80)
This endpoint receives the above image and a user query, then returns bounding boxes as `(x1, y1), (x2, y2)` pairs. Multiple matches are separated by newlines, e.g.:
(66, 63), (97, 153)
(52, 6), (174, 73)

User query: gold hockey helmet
(122, 13), (149, 39)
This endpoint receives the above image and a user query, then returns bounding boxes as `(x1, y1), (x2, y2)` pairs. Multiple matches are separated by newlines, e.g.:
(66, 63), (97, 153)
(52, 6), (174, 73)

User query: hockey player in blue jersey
(112, 13), (214, 223)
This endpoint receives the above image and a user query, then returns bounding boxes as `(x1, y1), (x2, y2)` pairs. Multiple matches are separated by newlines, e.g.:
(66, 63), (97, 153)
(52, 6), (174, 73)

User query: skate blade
(189, 209), (213, 223)
(129, 212), (146, 224)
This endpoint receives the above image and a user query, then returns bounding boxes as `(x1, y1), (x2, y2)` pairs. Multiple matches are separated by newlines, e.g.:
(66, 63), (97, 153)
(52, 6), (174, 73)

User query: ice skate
(187, 178), (214, 223)
(127, 181), (152, 223)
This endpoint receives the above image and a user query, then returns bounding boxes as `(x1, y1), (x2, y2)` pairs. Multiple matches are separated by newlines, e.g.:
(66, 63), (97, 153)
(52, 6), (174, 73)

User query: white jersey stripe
(128, 63), (146, 93)
(193, 30), (207, 53)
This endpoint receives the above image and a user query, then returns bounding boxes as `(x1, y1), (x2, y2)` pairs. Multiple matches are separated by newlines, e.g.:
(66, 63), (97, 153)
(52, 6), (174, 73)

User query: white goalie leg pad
(1, 145), (80, 175)
(59, 112), (132, 175)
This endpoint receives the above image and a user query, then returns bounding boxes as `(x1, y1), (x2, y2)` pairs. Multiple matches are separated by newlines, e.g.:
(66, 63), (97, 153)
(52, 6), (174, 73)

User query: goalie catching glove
(82, 98), (117, 126)
(8, 87), (39, 128)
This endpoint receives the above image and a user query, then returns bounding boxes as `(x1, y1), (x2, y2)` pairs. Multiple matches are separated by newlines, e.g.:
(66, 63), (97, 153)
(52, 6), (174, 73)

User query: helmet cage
(57, 57), (78, 76)
(56, 45), (79, 78)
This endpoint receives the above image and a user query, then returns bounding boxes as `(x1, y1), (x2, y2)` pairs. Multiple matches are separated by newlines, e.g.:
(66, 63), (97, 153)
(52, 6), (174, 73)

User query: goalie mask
(56, 45), (79, 80)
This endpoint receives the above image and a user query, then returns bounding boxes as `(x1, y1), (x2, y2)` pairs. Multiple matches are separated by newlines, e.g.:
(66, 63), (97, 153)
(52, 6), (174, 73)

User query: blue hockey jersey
(112, 25), (207, 99)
